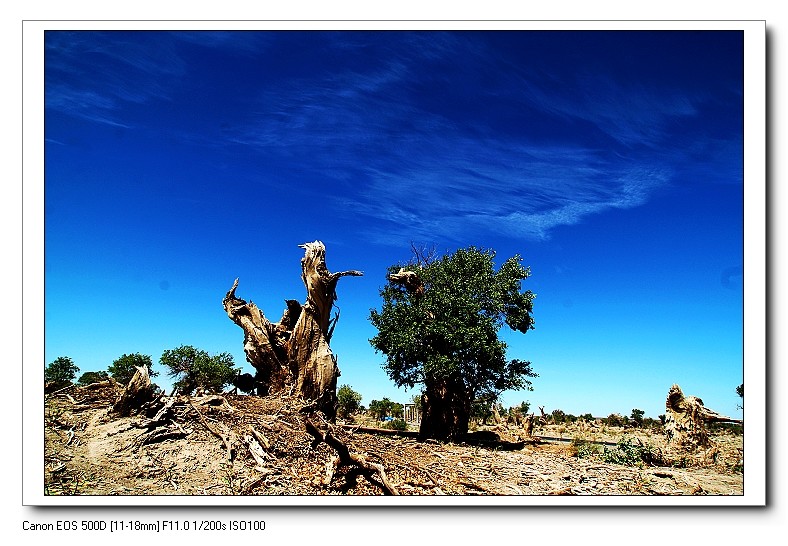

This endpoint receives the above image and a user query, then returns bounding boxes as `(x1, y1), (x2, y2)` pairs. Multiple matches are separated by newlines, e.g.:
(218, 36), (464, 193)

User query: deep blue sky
(44, 30), (744, 419)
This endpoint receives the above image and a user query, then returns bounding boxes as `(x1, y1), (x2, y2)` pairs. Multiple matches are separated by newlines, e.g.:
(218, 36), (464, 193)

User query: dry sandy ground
(43, 385), (744, 499)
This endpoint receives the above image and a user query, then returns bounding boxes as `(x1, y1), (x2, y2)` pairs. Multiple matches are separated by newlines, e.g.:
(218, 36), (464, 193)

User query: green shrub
(385, 418), (408, 432)
(601, 436), (664, 467)
(572, 438), (602, 459)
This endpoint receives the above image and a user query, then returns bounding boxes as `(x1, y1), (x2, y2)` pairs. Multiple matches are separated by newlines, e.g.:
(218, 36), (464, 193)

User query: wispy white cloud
(213, 32), (734, 245)
(45, 32), (187, 126)
(335, 139), (672, 244)
(45, 31), (735, 245)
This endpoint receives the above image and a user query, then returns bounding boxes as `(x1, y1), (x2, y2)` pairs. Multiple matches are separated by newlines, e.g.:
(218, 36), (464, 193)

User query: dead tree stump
(112, 366), (157, 417)
(223, 241), (362, 420)
(664, 383), (741, 449)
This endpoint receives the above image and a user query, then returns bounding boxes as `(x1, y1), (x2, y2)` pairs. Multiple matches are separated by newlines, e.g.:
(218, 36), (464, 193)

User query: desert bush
(77, 370), (109, 386)
(572, 438), (602, 459)
(385, 418), (408, 432)
(601, 436), (665, 467)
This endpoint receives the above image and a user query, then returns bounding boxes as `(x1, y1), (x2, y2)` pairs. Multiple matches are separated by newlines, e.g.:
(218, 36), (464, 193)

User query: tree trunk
(112, 365), (157, 417)
(223, 241), (362, 420)
(664, 383), (741, 449)
(418, 375), (472, 442)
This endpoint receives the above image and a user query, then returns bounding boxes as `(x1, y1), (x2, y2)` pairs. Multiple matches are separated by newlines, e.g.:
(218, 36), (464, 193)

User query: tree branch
(305, 419), (399, 495)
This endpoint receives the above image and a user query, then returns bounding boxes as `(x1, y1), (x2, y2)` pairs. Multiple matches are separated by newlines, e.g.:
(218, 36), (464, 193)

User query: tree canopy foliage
(369, 246), (537, 440)
(45, 356), (80, 390)
(107, 353), (158, 386)
(337, 384), (363, 418)
(77, 370), (110, 386)
(368, 397), (403, 420)
(160, 345), (239, 395)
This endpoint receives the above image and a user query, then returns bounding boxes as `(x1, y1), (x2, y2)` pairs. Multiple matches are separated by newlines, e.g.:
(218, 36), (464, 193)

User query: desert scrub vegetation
(573, 435), (666, 467)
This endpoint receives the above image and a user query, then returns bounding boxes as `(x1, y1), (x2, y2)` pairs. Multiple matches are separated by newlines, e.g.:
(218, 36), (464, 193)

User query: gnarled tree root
(305, 419), (399, 495)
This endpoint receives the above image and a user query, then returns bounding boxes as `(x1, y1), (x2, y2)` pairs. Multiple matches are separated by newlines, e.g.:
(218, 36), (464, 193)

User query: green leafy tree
(160, 345), (239, 395)
(77, 370), (109, 386)
(552, 408), (567, 424)
(337, 384), (363, 418)
(370, 246), (537, 441)
(368, 398), (395, 420)
(45, 356), (79, 390)
(736, 383), (743, 410)
(630, 408), (645, 427)
(107, 353), (158, 386)
(391, 401), (404, 419)
(606, 413), (624, 427)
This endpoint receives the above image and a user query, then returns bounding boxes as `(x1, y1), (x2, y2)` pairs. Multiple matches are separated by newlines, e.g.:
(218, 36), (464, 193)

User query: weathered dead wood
(45, 383), (79, 397)
(223, 242), (362, 420)
(243, 434), (270, 469)
(338, 423), (420, 438)
(193, 394), (235, 413)
(223, 279), (292, 395)
(134, 397), (176, 429)
(188, 400), (235, 461)
(249, 426), (271, 450)
(112, 366), (157, 417)
(134, 427), (187, 449)
(324, 454), (340, 486)
(80, 379), (119, 391)
(387, 267), (424, 296)
(305, 419), (399, 495)
(664, 384), (741, 449)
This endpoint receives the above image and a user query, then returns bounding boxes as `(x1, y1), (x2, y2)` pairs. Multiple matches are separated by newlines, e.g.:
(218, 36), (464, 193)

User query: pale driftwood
(243, 434), (270, 469)
(193, 394), (235, 413)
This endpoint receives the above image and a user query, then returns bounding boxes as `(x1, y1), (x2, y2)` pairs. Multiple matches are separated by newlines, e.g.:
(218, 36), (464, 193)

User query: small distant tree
(391, 401), (404, 419)
(107, 353), (158, 386)
(551, 408), (567, 424)
(369, 398), (394, 420)
(736, 383), (743, 410)
(410, 393), (423, 411)
(77, 370), (109, 386)
(580, 413), (594, 421)
(45, 356), (80, 390)
(160, 345), (239, 395)
(337, 384), (363, 418)
(518, 401), (531, 415)
(630, 408), (645, 427)
(606, 413), (624, 427)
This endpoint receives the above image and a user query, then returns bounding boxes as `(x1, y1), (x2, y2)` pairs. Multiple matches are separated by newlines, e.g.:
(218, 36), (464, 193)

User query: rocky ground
(43, 383), (744, 498)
